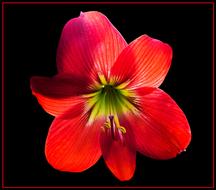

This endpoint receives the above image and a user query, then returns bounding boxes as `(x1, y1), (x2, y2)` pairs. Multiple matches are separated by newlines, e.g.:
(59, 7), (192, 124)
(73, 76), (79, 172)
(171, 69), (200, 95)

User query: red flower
(30, 11), (191, 181)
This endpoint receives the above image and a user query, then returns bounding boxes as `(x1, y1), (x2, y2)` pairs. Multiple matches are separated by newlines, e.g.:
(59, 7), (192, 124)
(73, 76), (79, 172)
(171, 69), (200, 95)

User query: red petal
(57, 11), (127, 80)
(45, 102), (103, 172)
(131, 87), (191, 159)
(30, 74), (89, 116)
(111, 35), (172, 88)
(100, 118), (136, 181)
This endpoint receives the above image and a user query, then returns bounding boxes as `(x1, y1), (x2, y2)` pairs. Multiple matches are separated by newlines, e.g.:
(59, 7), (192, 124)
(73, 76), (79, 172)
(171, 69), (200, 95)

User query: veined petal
(111, 35), (172, 88)
(57, 11), (127, 80)
(30, 74), (89, 116)
(45, 102), (103, 172)
(131, 87), (191, 159)
(100, 118), (136, 181)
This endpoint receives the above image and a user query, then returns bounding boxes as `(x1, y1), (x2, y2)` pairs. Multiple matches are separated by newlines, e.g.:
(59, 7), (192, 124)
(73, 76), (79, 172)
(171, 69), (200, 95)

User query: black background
(3, 3), (213, 187)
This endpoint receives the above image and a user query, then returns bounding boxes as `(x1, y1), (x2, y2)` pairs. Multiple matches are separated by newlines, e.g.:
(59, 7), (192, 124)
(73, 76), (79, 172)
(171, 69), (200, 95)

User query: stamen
(116, 81), (130, 90)
(118, 126), (126, 134)
(114, 115), (126, 133)
(104, 121), (111, 128)
(117, 128), (125, 145)
(98, 74), (107, 85)
(104, 115), (126, 139)
(82, 91), (100, 98)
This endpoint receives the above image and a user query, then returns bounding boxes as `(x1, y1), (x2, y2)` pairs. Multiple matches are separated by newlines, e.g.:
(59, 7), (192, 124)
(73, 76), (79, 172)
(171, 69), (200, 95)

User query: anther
(104, 121), (111, 128)
(113, 115), (126, 134)
(118, 126), (126, 134)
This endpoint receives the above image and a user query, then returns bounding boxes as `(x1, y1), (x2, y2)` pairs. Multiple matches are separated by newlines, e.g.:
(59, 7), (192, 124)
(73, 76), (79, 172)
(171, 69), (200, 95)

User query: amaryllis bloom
(30, 11), (191, 181)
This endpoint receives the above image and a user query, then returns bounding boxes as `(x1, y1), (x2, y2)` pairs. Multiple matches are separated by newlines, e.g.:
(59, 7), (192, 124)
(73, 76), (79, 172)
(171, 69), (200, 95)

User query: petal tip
(80, 11), (84, 17)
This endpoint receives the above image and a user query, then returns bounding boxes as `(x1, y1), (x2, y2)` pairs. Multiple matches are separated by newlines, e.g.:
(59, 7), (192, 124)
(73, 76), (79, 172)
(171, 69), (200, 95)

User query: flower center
(84, 74), (138, 126)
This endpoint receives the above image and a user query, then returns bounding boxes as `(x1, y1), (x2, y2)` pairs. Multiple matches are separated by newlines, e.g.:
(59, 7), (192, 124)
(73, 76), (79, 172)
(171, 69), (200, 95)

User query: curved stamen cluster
(103, 115), (126, 143)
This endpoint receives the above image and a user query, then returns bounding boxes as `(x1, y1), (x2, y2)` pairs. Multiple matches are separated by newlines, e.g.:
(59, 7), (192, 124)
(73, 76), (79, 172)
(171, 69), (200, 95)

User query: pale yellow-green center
(84, 75), (138, 126)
